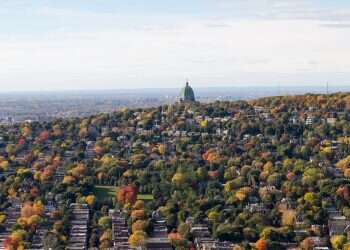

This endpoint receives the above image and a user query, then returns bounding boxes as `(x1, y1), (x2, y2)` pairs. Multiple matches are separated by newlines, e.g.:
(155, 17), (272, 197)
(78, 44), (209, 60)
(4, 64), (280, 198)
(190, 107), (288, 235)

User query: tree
(98, 216), (111, 230)
(168, 231), (182, 241)
(304, 192), (318, 205)
(100, 229), (112, 248)
(117, 185), (138, 205)
(235, 187), (252, 201)
(172, 173), (185, 185)
(38, 130), (50, 142)
(129, 230), (147, 247)
(202, 149), (221, 164)
(330, 235), (346, 250)
(300, 237), (313, 250)
(215, 224), (242, 242)
(281, 210), (296, 226)
(32, 201), (44, 215)
(71, 163), (87, 179)
(177, 223), (190, 238)
(62, 175), (75, 184)
(131, 210), (145, 221)
(208, 211), (219, 221)
(132, 220), (147, 233)
(4, 229), (27, 250)
(85, 195), (96, 207)
(0, 160), (9, 171)
(158, 144), (166, 155)
(133, 200), (145, 210)
(255, 239), (267, 250)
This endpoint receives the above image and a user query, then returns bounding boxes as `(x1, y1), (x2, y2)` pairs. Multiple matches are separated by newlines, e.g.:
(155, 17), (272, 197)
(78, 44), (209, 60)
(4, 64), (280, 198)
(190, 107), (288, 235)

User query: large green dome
(180, 82), (195, 102)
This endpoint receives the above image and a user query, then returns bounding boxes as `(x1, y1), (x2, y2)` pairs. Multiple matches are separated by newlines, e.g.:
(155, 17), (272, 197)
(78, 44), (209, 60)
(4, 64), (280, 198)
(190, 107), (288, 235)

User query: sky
(0, 0), (349, 91)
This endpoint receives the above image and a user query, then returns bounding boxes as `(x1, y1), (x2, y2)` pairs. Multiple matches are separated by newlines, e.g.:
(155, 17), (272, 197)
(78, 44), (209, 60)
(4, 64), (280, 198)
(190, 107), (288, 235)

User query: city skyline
(0, 0), (349, 91)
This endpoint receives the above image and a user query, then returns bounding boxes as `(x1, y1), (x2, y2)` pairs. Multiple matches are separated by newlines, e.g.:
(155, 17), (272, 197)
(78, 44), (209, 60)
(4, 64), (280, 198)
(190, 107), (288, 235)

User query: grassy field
(93, 185), (154, 201)
(137, 194), (154, 201)
(93, 185), (117, 200)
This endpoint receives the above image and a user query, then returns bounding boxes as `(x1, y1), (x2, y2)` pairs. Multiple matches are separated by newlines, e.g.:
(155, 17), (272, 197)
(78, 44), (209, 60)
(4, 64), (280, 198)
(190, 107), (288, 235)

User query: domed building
(180, 81), (196, 102)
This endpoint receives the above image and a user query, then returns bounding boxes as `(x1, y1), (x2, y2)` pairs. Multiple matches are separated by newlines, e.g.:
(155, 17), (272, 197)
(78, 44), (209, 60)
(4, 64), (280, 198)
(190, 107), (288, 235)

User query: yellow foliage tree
(281, 210), (296, 226)
(200, 120), (208, 128)
(62, 176), (75, 184)
(235, 187), (252, 201)
(133, 200), (145, 210)
(8, 187), (17, 198)
(330, 235), (346, 250)
(132, 220), (147, 233)
(100, 229), (112, 248)
(32, 201), (44, 216)
(129, 230), (147, 247)
(70, 163), (87, 179)
(131, 210), (145, 221)
(263, 161), (274, 173)
(344, 168), (350, 178)
(172, 173), (185, 185)
(208, 211), (219, 221)
(0, 160), (9, 170)
(158, 144), (166, 155)
(27, 214), (42, 226)
(336, 155), (350, 171)
(0, 214), (6, 223)
(85, 195), (96, 207)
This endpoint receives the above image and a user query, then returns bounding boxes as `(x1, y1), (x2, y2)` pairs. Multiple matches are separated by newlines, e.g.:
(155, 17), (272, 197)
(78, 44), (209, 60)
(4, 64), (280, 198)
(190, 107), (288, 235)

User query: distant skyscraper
(180, 81), (196, 102)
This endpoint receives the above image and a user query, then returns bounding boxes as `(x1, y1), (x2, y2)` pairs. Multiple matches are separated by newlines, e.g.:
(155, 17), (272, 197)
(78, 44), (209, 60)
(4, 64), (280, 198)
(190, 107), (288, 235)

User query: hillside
(1, 93), (350, 249)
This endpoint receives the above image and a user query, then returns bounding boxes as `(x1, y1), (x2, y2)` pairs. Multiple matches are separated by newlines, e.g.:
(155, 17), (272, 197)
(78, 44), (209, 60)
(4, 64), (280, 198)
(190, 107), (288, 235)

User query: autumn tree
(255, 239), (267, 250)
(117, 185), (138, 205)
(129, 230), (147, 247)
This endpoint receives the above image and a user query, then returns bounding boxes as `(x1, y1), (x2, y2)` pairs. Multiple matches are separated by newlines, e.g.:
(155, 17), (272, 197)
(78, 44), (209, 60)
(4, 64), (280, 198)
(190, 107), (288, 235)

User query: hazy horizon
(0, 83), (349, 93)
(0, 83), (349, 96)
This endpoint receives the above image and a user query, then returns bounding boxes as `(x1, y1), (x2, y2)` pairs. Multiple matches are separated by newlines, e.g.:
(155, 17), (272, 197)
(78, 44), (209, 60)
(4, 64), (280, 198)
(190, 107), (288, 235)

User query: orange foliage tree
(255, 239), (267, 250)
(116, 185), (138, 205)
(202, 149), (221, 164)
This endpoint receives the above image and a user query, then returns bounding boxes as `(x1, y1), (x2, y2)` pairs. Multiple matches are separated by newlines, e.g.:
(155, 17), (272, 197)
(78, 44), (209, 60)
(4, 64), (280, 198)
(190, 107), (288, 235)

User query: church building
(179, 81), (196, 102)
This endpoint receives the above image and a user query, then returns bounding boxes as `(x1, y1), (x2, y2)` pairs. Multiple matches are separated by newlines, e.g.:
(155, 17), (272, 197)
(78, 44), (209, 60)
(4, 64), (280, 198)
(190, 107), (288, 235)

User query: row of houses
(67, 203), (90, 250)
(147, 212), (172, 250)
(0, 198), (21, 250)
(190, 224), (238, 250)
(109, 209), (133, 250)
(28, 228), (48, 250)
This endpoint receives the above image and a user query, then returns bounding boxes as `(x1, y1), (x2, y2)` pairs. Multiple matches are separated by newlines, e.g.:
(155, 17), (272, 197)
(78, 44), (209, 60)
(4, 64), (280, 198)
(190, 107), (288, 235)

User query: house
(325, 205), (341, 219)
(109, 209), (133, 249)
(279, 198), (297, 210)
(328, 216), (350, 236)
(146, 212), (172, 250)
(305, 115), (314, 126)
(146, 238), (172, 250)
(327, 117), (336, 125)
(245, 203), (270, 214)
(194, 237), (238, 250)
(308, 237), (328, 248)
(67, 203), (90, 250)
(190, 225), (210, 238)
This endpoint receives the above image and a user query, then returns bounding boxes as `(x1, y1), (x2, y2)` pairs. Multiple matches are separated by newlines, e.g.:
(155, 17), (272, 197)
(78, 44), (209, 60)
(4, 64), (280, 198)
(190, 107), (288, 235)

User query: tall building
(180, 81), (196, 102)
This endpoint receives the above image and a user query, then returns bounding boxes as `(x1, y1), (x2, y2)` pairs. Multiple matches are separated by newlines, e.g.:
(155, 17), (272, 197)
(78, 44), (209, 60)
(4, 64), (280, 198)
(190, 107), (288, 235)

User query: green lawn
(137, 194), (154, 201)
(93, 185), (154, 201)
(93, 185), (117, 200)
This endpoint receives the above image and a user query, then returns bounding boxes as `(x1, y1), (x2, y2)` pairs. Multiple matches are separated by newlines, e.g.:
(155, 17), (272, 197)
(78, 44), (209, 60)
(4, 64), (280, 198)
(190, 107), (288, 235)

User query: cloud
(0, 0), (349, 90)
(212, 0), (350, 23)
(321, 23), (350, 28)
(0, 17), (349, 89)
